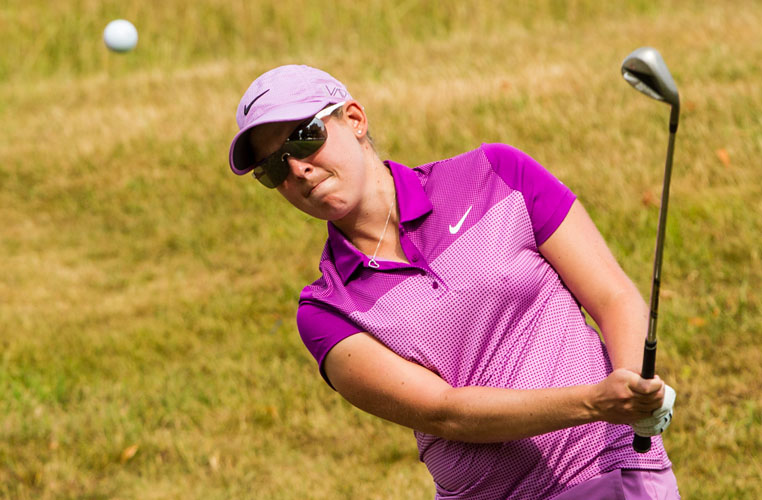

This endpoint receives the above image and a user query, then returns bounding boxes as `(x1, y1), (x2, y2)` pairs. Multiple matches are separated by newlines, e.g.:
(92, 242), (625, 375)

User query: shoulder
(413, 143), (539, 181)
(413, 144), (496, 174)
(411, 143), (567, 198)
(408, 144), (510, 196)
(479, 143), (556, 191)
(481, 142), (530, 164)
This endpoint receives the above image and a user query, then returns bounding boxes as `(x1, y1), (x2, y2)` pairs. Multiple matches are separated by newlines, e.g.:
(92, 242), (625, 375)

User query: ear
(343, 101), (368, 138)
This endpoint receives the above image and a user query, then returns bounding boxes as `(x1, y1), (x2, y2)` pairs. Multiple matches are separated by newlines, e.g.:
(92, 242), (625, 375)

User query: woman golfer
(228, 65), (680, 499)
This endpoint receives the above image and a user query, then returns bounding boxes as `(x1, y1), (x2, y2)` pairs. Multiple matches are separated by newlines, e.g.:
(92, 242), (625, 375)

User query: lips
(306, 175), (330, 197)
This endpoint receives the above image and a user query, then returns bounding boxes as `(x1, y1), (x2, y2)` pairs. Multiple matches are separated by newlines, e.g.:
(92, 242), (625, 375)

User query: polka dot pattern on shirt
(298, 145), (670, 499)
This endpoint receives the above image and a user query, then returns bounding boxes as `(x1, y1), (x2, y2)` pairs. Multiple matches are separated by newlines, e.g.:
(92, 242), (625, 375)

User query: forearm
(327, 333), (662, 445)
(430, 384), (596, 443)
(431, 290), (650, 443)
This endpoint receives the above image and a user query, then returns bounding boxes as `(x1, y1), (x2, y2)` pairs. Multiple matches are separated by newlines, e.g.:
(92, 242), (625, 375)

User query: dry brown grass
(2, 1), (761, 498)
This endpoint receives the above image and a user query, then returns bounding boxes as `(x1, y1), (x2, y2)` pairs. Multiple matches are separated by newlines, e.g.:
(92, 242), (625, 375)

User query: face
(248, 102), (369, 222)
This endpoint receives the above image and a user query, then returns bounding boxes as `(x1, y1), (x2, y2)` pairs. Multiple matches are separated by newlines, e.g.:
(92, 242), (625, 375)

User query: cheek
(327, 135), (366, 183)
(326, 122), (362, 158)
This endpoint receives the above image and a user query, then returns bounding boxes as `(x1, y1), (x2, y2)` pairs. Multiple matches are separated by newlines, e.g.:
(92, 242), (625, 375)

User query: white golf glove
(631, 384), (676, 437)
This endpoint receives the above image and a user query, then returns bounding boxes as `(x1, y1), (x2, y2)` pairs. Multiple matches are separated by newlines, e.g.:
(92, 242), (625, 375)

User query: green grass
(2, 0), (761, 498)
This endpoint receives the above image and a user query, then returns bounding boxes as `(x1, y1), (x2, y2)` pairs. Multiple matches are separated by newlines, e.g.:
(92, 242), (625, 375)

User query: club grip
(632, 340), (657, 453)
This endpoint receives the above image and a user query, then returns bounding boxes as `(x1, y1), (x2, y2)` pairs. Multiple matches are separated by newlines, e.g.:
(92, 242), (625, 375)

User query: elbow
(425, 415), (509, 443)
(418, 389), (489, 443)
(426, 414), (467, 442)
(418, 387), (531, 443)
(439, 422), (484, 443)
(415, 400), (461, 440)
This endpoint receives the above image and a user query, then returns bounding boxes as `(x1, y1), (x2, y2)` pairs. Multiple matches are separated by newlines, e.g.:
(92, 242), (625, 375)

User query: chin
(299, 204), (342, 221)
(311, 197), (352, 222)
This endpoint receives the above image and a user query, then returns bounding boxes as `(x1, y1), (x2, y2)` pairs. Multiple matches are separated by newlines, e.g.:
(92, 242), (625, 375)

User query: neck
(333, 158), (400, 258)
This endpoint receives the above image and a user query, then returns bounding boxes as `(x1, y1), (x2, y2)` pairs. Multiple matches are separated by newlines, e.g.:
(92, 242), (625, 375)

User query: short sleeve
(482, 143), (576, 245)
(296, 301), (363, 388)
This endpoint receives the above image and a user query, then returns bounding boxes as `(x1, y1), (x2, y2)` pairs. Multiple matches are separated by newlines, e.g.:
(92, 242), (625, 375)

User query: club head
(621, 47), (680, 107)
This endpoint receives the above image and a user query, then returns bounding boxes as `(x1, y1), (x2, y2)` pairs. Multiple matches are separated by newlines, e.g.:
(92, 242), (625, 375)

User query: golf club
(620, 46), (680, 454)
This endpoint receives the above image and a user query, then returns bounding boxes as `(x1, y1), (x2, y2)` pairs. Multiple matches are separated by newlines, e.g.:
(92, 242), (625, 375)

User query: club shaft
(646, 127), (677, 345)
(634, 116), (678, 454)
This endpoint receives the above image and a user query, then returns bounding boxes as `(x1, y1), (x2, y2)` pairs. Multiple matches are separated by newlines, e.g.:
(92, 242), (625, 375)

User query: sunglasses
(251, 101), (345, 188)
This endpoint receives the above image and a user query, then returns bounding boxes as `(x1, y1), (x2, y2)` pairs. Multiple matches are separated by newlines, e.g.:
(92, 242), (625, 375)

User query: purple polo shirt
(297, 143), (671, 499)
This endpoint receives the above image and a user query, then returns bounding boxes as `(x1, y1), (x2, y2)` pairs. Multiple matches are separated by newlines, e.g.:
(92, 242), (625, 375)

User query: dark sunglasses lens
(283, 140), (324, 159)
(251, 116), (329, 188)
(252, 166), (276, 188)
(252, 157), (289, 189)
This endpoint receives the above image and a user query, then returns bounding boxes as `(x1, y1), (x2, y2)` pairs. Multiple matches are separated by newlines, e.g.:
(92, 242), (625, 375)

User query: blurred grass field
(1, 0), (761, 498)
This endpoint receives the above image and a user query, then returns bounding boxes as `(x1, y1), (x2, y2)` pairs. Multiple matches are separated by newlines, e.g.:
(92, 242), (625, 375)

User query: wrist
(581, 383), (601, 422)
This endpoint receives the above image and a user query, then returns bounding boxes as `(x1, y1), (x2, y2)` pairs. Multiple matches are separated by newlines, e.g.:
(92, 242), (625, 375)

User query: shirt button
(411, 254), (419, 262)
(432, 281), (439, 289)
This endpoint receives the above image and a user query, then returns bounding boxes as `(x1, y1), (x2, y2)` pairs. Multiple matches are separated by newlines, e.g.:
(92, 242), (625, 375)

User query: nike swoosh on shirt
(243, 89), (270, 115)
(449, 205), (473, 234)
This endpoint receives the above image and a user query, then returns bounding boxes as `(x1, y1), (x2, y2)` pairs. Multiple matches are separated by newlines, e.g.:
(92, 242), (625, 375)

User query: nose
(284, 153), (314, 179)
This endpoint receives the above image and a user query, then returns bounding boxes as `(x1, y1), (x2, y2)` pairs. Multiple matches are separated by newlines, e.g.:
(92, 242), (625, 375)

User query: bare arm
(322, 200), (663, 443)
(539, 200), (649, 373)
(324, 332), (663, 443)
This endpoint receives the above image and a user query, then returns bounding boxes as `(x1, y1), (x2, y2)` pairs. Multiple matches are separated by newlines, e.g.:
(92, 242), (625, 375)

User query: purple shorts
(553, 468), (680, 500)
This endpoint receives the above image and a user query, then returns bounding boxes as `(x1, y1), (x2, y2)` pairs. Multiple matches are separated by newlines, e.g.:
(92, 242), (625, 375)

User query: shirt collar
(326, 160), (433, 284)
(388, 160), (433, 223)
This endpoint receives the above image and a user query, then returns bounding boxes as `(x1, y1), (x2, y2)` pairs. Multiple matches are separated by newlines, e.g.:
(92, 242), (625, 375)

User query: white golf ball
(103, 19), (138, 53)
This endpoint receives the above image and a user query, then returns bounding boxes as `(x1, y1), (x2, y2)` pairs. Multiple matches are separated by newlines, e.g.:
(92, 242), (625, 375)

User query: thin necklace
(368, 194), (396, 269)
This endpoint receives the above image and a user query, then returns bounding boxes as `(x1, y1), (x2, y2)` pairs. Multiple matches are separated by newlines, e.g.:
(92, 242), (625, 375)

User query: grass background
(1, 0), (761, 498)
